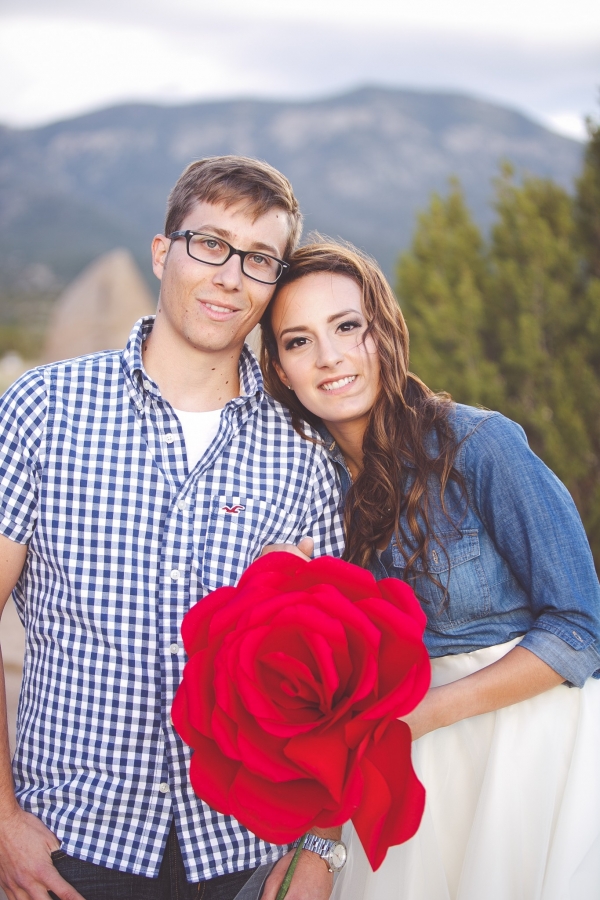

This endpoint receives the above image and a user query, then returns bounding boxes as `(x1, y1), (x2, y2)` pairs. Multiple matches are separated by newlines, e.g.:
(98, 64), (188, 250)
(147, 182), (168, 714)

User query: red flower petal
(284, 722), (351, 802)
(229, 768), (332, 844)
(352, 719), (425, 870)
(188, 733), (241, 817)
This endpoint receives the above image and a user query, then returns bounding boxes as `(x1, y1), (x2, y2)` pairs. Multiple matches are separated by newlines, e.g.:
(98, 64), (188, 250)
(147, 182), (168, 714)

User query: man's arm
(262, 826), (342, 900)
(0, 534), (85, 900)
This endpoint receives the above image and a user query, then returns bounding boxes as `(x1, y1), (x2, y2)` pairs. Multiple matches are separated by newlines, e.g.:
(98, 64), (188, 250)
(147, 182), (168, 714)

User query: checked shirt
(0, 317), (344, 881)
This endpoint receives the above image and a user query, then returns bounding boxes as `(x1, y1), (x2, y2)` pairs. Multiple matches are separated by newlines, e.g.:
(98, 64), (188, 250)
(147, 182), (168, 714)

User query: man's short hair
(165, 156), (302, 258)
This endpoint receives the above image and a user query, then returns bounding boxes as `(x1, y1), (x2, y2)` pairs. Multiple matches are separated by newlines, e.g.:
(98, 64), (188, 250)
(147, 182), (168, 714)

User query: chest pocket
(200, 496), (298, 592)
(392, 530), (490, 628)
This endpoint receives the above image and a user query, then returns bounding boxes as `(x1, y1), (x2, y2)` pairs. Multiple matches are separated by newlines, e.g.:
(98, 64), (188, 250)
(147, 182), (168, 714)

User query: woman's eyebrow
(279, 308), (363, 339)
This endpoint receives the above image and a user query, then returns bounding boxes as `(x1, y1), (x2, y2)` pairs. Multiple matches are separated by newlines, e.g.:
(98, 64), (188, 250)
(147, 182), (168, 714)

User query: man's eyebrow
(195, 225), (281, 257)
(279, 308), (363, 339)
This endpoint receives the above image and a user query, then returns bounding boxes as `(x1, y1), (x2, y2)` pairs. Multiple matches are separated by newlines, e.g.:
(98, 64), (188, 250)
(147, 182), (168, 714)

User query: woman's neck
(325, 420), (366, 483)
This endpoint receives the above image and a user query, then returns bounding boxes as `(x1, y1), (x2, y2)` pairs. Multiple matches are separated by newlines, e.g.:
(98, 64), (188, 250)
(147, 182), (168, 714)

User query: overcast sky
(0, 0), (598, 138)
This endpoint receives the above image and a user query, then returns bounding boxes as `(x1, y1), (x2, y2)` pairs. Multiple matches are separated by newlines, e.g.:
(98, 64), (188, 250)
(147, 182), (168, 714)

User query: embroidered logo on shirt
(222, 505), (246, 514)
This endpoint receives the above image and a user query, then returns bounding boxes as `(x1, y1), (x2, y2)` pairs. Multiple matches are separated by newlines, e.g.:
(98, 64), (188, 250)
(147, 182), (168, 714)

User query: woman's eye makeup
(337, 319), (363, 332)
(284, 335), (309, 351)
(282, 318), (365, 351)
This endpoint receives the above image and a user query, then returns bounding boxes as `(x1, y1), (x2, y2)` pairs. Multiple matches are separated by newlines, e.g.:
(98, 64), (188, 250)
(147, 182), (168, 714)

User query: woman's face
(271, 271), (381, 434)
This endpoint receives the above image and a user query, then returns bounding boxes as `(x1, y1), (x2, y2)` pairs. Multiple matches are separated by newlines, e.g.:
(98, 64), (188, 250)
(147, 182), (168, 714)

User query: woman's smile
(271, 271), (380, 435)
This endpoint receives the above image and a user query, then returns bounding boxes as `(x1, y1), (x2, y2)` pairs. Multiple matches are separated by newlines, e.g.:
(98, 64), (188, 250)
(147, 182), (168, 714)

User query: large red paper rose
(172, 552), (430, 870)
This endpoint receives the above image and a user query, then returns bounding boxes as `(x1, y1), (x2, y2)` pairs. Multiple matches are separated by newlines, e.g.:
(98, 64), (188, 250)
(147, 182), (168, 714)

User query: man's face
(152, 200), (290, 357)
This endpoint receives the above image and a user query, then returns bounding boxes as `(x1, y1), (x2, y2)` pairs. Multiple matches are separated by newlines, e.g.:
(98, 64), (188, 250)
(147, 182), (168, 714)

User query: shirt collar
(120, 315), (264, 403)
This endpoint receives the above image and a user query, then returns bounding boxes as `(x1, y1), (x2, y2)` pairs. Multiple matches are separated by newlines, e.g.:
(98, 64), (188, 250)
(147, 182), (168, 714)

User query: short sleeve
(0, 369), (47, 544)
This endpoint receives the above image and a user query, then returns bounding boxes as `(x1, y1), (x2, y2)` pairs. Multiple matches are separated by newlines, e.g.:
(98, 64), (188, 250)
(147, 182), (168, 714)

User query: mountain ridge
(0, 86), (583, 288)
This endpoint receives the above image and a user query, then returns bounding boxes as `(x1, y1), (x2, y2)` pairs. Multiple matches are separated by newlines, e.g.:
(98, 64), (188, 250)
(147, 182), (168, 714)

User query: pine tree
(395, 164), (600, 571)
(573, 113), (600, 562)
(396, 181), (504, 409)
(575, 113), (600, 279)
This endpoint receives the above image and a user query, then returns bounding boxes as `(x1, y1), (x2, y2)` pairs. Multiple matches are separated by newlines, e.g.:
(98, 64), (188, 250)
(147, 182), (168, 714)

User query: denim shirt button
(572, 630), (583, 642)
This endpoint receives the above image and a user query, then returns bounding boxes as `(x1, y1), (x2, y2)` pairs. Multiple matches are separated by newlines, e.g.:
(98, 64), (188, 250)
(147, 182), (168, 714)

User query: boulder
(43, 249), (155, 362)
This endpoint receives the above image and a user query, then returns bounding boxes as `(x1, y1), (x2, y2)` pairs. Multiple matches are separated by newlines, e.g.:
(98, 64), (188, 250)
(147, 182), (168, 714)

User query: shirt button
(177, 499), (186, 511)
(159, 783), (170, 793)
(165, 433), (175, 444)
(143, 380), (151, 390)
(169, 643), (180, 654)
(572, 630), (583, 642)
(170, 569), (180, 580)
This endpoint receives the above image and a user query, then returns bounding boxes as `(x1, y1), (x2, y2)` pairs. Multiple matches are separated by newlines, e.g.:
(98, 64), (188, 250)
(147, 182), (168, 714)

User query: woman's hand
(260, 537), (314, 561)
(400, 646), (564, 741)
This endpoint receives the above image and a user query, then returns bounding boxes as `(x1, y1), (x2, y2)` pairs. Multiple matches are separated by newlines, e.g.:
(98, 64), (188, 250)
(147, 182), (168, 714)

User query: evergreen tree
(575, 113), (600, 279)
(487, 170), (600, 535)
(395, 163), (600, 571)
(396, 181), (504, 409)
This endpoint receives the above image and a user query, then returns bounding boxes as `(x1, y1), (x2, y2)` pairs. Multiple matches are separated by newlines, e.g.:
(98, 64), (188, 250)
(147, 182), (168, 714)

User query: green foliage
(397, 181), (504, 409)
(396, 145), (600, 572)
(575, 114), (600, 278)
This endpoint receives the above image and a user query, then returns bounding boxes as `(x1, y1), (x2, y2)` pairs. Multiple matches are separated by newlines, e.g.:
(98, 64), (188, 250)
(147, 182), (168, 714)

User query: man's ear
(273, 359), (292, 391)
(151, 234), (170, 281)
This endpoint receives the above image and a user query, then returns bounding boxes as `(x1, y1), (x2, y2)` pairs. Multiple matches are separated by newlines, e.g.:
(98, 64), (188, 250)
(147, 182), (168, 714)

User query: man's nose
(213, 254), (244, 290)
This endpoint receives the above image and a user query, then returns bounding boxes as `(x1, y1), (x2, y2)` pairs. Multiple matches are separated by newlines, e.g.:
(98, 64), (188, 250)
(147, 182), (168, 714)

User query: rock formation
(43, 249), (155, 363)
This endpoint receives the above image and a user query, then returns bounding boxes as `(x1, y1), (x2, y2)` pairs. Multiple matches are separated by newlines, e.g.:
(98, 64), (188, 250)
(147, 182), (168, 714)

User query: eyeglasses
(169, 231), (289, 285)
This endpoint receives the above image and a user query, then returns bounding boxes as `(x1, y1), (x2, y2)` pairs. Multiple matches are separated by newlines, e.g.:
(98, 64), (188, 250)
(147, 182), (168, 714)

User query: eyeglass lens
(187, 233), (283, 283)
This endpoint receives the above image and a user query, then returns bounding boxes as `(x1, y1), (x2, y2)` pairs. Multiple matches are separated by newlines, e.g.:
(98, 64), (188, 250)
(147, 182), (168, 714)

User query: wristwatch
(298, 834), (348, 872)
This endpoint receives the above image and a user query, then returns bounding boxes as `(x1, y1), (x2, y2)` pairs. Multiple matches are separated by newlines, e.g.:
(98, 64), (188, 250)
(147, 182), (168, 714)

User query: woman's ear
(273, 359), (292, 391)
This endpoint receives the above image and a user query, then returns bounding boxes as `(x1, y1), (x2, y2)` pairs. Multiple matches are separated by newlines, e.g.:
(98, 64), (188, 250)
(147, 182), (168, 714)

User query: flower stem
(275, 834), (307, 900)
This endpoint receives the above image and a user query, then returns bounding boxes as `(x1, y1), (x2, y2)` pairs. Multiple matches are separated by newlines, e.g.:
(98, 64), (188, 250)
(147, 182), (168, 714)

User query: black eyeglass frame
(169, 230), (290, 285)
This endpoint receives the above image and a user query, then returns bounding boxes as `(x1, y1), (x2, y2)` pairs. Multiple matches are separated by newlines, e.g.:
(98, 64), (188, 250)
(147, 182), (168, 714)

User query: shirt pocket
(200, 496), (299, 592)
(392, 529), (491, 628)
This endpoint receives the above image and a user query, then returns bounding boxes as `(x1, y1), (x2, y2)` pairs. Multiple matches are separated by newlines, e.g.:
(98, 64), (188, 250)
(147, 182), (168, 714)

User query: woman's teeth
(321, 375), (356, 391)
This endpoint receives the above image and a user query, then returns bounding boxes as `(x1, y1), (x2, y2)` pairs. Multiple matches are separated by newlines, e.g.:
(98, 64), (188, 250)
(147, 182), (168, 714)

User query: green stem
(275, 834), (307, 900)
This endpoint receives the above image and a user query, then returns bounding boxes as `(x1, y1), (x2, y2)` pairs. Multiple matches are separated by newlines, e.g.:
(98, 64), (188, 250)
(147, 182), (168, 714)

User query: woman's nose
(315, 336), (344, 368)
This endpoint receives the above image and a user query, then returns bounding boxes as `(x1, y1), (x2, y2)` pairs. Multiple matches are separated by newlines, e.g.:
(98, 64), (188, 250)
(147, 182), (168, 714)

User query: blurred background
(0, 0), (599, 818)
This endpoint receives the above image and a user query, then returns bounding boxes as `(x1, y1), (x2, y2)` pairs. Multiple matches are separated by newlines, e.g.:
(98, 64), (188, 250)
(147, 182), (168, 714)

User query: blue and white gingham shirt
(0, 317), (343, 880)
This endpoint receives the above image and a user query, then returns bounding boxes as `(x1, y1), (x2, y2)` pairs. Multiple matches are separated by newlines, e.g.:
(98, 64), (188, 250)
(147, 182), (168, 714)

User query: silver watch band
(297, 834), (335, 858)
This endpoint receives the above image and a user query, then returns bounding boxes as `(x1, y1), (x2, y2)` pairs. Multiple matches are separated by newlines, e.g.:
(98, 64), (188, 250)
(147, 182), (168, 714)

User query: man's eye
(250, 254), (268, 266)
(202, 239), (221, 250)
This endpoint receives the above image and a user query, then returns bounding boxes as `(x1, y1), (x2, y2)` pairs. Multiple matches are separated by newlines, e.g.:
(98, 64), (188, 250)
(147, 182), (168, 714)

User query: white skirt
(332, 638), (600, 900)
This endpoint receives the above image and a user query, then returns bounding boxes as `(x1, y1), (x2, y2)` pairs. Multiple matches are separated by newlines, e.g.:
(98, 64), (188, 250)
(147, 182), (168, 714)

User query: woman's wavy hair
(261, 239), (463, 584)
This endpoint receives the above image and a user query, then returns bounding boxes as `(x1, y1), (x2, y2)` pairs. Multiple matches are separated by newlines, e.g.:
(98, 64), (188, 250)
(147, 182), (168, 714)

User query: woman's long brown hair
(261, 240), (463, 584)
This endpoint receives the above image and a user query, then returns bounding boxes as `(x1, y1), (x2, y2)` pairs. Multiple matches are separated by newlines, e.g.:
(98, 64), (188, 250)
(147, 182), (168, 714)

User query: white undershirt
(173, 407), (223, 469)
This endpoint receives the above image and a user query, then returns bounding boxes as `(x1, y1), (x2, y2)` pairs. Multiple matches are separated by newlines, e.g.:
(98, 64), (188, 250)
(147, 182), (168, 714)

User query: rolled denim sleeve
(464, 413), (600, 687)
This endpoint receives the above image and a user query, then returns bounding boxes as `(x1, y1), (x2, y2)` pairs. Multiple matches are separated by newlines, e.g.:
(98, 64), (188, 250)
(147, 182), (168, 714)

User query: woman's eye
(284, 336), (308, 350)
(338, 319), (363, 333)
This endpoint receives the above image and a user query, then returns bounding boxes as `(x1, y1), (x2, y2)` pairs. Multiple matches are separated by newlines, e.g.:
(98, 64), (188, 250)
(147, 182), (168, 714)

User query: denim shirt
(324, 404), (600, 688)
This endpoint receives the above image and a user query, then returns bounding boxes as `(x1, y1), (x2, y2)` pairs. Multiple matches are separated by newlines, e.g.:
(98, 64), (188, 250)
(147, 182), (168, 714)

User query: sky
(0, 0), (598, 139)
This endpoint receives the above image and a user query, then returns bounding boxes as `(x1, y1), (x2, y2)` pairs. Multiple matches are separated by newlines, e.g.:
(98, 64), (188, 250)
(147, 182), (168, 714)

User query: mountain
(0, 86), (583, 289)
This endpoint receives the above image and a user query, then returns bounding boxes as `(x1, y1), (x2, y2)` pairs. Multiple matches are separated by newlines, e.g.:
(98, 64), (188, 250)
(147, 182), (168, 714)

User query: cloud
(0, 6), (598, 136)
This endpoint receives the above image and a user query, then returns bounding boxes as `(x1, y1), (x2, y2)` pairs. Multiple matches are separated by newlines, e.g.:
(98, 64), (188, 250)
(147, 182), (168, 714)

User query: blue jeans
(49, 823), (257, 899)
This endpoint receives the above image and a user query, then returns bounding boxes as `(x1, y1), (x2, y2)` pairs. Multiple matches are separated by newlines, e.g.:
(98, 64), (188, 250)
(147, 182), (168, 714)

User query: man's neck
(142, 321), (244, 412)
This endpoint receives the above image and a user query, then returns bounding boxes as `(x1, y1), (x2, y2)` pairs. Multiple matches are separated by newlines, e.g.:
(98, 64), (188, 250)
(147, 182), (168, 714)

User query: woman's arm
(402, 645), (563, 740)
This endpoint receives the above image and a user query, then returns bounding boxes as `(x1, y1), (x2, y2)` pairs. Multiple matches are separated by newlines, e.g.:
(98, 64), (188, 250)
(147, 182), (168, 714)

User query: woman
(260, 240), (600, 900)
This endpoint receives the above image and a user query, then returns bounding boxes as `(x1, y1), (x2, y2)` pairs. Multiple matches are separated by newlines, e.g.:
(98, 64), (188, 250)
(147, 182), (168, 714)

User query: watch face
(329, 842), (347, 870)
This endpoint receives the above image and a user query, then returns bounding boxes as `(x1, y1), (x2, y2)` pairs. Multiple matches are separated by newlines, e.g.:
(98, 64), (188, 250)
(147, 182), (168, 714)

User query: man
(0, 157), (344, 900)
